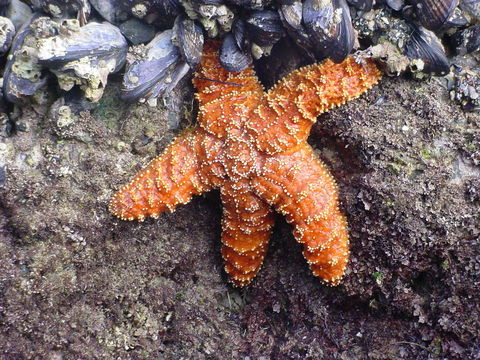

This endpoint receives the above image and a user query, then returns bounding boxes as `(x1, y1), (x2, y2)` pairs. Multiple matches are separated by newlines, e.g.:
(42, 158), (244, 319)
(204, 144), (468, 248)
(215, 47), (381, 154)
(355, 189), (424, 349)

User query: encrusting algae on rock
(109, 41), (382, 286)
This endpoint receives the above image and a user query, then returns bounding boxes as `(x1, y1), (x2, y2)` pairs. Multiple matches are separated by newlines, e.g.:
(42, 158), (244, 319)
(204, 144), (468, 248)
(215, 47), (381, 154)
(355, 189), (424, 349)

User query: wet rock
(0, 70), (479, 359)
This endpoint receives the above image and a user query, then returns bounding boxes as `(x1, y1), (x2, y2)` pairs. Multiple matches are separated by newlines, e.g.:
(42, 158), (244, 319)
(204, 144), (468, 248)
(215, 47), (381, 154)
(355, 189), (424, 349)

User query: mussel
(118, 18), (156, 45)
(347, 0), (373, 12)
(219, 19), (253, 72)
(231, 19), (250, 53)
(384, 0), (404, 11)
(278, 1), (303, 31)
(172, 14), (204, 67)
(88, 0), (129, 24)
(411, 0), (459, 30)
(37, 19), (128, 102)
(246, 10), (285, 48)
(278, 1), (313, 54)
(4, 0), (33, 31)
(121, 30), (190, 102)
(3, 14), (49, 104)
(220, 32), (252, 72)
(404, 24), (450, 76)
(302, 0), (355, 62)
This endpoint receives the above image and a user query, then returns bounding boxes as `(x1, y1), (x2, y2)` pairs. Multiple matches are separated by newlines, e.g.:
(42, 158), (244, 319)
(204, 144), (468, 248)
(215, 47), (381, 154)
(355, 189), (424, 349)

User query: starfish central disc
(110, 42), (382, 287)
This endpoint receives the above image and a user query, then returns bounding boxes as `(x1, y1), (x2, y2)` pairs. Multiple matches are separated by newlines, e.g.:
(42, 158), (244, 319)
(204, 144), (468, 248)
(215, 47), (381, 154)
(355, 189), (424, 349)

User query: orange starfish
(110, 42), (381, 286)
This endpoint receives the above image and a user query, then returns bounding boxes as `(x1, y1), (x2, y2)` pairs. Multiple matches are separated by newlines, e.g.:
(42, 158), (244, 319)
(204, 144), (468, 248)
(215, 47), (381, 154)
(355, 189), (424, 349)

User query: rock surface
(0, 64), (479, 358)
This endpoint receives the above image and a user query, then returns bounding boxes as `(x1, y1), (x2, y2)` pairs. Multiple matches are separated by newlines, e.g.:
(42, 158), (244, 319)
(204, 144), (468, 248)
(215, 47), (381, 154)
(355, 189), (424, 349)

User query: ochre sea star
(110, 42), (382, 286)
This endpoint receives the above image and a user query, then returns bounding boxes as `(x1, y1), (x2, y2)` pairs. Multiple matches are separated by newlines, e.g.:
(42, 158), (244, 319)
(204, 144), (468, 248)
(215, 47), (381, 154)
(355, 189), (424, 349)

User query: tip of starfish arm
(109, 187), (149, 221)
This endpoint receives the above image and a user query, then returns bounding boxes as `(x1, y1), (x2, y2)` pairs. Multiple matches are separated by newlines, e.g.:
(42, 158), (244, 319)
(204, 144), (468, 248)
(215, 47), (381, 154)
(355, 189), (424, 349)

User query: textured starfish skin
(110, 42), (382, 286)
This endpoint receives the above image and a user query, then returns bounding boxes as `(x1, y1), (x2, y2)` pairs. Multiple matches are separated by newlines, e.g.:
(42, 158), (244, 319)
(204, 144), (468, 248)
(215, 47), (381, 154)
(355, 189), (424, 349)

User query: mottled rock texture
(1, 61), (479, 358)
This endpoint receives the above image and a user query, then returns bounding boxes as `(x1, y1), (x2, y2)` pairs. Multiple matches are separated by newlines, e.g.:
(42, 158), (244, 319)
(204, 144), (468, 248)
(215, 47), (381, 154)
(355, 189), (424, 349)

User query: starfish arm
(253, 144), (349, 285)
(220, 181), (275, 287)
(193, 42), (264, 138)
(249, 57), (382, 154)
(109, 129), (211, 221)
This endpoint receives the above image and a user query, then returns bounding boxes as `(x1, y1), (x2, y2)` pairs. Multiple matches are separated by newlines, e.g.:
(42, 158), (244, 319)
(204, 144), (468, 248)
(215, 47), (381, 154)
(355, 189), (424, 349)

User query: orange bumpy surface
(110, 42), (382, 286)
